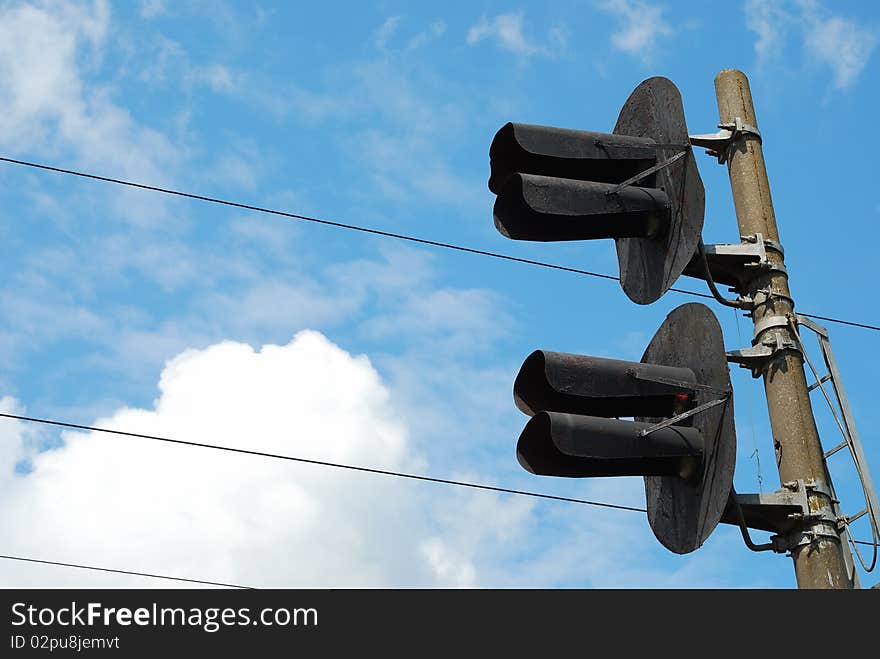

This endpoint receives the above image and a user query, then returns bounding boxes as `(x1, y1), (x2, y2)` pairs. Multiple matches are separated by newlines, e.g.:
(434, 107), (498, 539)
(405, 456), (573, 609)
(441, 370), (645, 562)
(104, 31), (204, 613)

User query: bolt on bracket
(724, 479), (841, 554)
(740, 287), (795, 313)
(681, 232), (785, 294)
(726, 332), (800, 378)
(690, 117), (762, 164)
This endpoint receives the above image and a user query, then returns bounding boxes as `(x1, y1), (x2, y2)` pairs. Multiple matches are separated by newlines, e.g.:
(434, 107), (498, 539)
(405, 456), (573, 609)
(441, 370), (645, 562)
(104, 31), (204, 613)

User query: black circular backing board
(638, 303), (736, 554)
(614, 77), (705, 305)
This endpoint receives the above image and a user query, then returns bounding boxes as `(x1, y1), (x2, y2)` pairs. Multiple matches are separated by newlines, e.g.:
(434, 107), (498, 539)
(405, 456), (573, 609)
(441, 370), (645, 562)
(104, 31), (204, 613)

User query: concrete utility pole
(714, 69), (850, 588)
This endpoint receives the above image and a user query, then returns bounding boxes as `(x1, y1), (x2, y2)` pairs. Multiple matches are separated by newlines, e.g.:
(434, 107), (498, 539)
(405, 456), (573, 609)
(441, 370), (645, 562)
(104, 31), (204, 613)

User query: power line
(794, 313), (879, 333)
(1, 155), (876, 334)
(2, 412), (876, 549)
(0, 412), (646, 514)
(0, 554), (252, 589)
(0, 156), (621, 282)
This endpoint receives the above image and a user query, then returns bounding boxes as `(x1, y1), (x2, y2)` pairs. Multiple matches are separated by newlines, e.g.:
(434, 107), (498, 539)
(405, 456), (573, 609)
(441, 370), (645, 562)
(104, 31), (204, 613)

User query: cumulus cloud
(466, 13), (565, 57)
(745, 0), (877, 89)
(598, 0), (674, 60)
(0, 332), (534, 587)
(0, 328), (736, 589)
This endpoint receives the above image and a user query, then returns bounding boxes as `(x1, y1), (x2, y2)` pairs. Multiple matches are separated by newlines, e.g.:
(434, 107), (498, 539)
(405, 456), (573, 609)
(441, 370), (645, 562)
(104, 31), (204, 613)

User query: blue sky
(0, 0), (877, 588)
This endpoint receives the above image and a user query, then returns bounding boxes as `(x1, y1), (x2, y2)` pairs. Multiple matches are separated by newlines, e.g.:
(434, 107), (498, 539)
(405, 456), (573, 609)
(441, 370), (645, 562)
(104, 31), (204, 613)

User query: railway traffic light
(512, 303), (736, 554)
(488, 77), (704, 304)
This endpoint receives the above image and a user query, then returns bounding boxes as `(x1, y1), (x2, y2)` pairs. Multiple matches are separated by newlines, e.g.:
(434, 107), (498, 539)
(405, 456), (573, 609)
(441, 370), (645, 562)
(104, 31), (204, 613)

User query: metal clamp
(743, 233), (783, 257)
(746, 261), (788, 278)
(740, 287), (795, 313)
(781, 478), (837, 516)
(773, 480), (842, 552)
(726, 332), (800, 377)
(740, 234), (787, 281)
(729, 479), (842, 553)
(776, 523), (842, 552)
(683, 232), (787, 295)
(752, 314), (791, 340)
(689, 117), (763, 164)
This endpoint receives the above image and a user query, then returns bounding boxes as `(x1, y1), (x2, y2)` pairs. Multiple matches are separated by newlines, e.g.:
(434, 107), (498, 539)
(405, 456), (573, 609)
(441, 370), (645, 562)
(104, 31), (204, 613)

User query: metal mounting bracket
(740, 287), (795, 313)
(690, 117), (762, 164)
(681, 233), (786, 293)
(726, 332), (800, 378)
(743, 233), (783, 257)
(751, 314), (790, 340)
(722, 479), (841, 554)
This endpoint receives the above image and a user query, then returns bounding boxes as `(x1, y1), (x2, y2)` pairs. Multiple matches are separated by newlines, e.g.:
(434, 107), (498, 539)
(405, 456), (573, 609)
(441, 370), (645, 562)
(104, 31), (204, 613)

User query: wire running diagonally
(0, 554), (253, 589)
(1, 411), (877, 549)
(0, 412), (646, 514)
(0, 155), (877, 333)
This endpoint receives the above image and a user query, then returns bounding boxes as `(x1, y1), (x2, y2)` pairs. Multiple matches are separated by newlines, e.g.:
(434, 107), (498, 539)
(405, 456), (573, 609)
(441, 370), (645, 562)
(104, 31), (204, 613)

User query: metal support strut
(791, 315), (880, 573)
(690, 116), (762, 164)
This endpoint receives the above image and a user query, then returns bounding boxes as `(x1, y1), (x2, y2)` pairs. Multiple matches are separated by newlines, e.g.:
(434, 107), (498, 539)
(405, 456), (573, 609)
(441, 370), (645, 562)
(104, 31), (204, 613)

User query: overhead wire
(1, 411), (876, 549)
(1, 155), (876, 333)
(0, 553), (252, 589)
(0, 412), (646, 514)
(1, 156), (879, 575)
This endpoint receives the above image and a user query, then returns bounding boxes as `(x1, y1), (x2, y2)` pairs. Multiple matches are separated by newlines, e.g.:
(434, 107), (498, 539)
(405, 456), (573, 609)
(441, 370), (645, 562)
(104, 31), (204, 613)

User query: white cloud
(359, 287), (510, 355)
(212, 150), (259, 191)
(598, 0), (674, 60)
(745, 0), (878, 89)
(374, 16), (401, 51)
(0, 285), (769, 589)
(466, 13), (561, 57)
(138, 35), (186, 84)
(745, 1), (789, 62)
(134, 19), (479, 210)
(799, 2), (878, 89)
(408, 21), (446, 50)
(139, 0), (166, 19)
(191, 63), (237, 93)
(333, 58), (482, 208)
(0, 0), (181, 224)
(0, 332), (534, 587)
(374, 17), (446, 52)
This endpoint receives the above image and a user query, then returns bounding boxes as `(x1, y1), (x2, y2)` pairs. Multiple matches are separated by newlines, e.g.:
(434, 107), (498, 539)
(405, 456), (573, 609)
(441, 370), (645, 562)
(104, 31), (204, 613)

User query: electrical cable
(733, 309), (763, 493)
(730, 487), (774, 552)
(697, 239), (743, 308)
(0, 554), (252, 588)
(795, 313), (879, 333)
(2, 411), (876, 549)
(2, 156), (879, 568)
(0, 412), (646, 514)
(1, 155), (877, 333)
